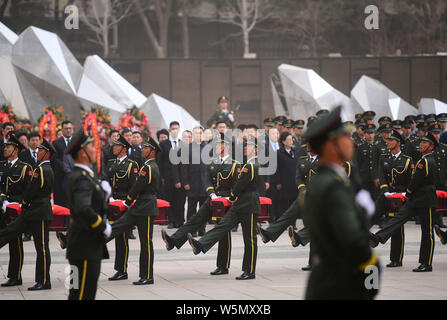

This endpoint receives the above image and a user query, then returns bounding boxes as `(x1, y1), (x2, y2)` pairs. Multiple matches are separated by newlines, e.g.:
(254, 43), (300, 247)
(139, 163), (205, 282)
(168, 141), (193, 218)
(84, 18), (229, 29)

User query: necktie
(33, 151), (37, 163)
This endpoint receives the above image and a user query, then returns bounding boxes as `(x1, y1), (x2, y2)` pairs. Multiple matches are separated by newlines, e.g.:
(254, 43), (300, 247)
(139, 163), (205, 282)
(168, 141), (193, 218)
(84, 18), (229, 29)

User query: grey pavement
(0, 219), (446, 300)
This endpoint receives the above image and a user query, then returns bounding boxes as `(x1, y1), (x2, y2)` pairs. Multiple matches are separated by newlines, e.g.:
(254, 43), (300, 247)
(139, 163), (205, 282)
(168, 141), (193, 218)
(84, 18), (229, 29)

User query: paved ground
(0, 219), (446, 300)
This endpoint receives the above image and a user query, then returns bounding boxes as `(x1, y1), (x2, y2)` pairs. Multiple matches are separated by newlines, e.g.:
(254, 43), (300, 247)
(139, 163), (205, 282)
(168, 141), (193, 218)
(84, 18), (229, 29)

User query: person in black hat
(316, 109), (329, 117)
(370, 130), (413, 268)
(355, 124), (380, 200)
(161, 133), (239, 276)
(301, 106), (380, 300)
(0, 134), (32, 287)
(370, 132), (438, 272)
(438, 113), (447, 144)
(105, 136), (162, 285)
(376, 123), (393, 155)
(292, 120), (305, 150)
(187, 135), (260, 280)
(207, 96), (235, 129)
(103, 134), (140, 282)
(0, 139), (56, 290)
(353, 119), (366, 146)
(401, 119), (418, 159)
(274, 116), (287, 133)
(427, 124), (447, 228)
(378, 116), (392, 126)
(307, 116), (317, 127)
(263, 117), (275, 135)
(65, 129), (111, 300)
(363, 111), (376, 125)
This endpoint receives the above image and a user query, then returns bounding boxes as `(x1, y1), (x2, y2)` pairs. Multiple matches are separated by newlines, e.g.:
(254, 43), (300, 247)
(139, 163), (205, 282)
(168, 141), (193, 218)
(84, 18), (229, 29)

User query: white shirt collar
(118, 155), (127, 163)
(8, 157), (18, 166)
(220, 155), (230, 163)
(39, 160), (50, 167)
(74, 163), (94, 175)
(392, 151), (401, 158)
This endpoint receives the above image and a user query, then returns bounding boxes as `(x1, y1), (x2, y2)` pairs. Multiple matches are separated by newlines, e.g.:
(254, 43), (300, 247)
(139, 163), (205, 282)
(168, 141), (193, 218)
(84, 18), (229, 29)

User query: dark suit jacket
(19, 149), (38, 168)
(52, 137), (74, 207)
(129, 146), (143, 167)
(274, 146), (299, 200)
(180, 142), (207, 198)
(158, 139), (181, 186)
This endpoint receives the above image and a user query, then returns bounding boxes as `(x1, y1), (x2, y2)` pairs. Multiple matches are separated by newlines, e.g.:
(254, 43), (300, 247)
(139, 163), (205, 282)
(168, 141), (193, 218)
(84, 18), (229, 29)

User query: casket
(154, 199), (170, 225)
(436, 190), (447, 215)
(386, 193), (406, 216)
(4, 203), (22, 224)
(211, 198), (232, 222)
(258, 197), (272, 222)
(108, 200), (128, 221)
(49, 205), (70, 231)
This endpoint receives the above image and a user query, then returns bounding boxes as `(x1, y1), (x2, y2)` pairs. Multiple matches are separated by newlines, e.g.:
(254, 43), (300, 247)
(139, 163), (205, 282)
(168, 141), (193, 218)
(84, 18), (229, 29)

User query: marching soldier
(370, 133), (438, 272)
(187, 136), (260, 280)
(0, 139), (56, 290)
(355, 124), (380, 199)
(161, 133), (239, 276)
(0, 134), (32, 287)
(302, 106), (380, 300)
(65, 129), (111, 300)
(207, 96), (235, 129)
(106, 137), (161, 285)
(372, 130), (413, 267)
(104, 135), (139, 281)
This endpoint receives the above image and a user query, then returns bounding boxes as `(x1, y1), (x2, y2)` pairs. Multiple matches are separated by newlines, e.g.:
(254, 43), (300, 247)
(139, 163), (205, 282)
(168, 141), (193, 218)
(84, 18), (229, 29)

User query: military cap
(417, 122), (428, 131)
(142, 136), (162, 153)
(402, 119), (413, 129)
(415, 114), (426, 123)
(364, 124), (376, 133)
(303, 106), (349, 146)
(426, 113), (436, 122)
(404, 115), (415, 123)
(113, 135), (132, 150)
(378, 123), (392, 133)
(437, 113), (447, 122)
(5, 133), (25, 153)
(38, 139), (57, 155)
(283, 119), (295, 128)
(274, 116), (287, 125)
(263, 117), (275, 126)
(392, 120), (402, 129)
(293, 120), (305, 129)
(362, 111), (376, 120)
(355, 113), (363, 121)
(307, 116), (317, 127)
(379, 116), (392, 124)
(65, 129), (95, 157)
(355, 119), (367, 128)
(428, 124), (442, 133)
(385, 130), (404, 145)
(421, 132), (439, 148)
(218, 96), (229, 104)
(316, 109), (330, 117)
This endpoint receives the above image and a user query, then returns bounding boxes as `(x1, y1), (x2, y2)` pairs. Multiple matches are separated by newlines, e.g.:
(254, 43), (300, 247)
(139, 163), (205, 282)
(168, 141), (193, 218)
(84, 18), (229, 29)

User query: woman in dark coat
(275, 132), (299, 215)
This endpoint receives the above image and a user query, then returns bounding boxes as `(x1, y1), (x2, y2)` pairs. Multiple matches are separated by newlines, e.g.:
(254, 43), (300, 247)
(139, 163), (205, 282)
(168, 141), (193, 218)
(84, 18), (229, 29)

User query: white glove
(122, 200), (130, 209)
(101, 181), (112, 199)
(224, 197), (234, 204)
(210, 193), (218, 200)
(402, 192), (407, 198)
(109, 197), (116, 203)
(356, 189), (375, 217)
(384, 192), (395, 197)
(103, 223), (112, 238)
(228, 113), (235, 122)
(2, 200), (10, 213)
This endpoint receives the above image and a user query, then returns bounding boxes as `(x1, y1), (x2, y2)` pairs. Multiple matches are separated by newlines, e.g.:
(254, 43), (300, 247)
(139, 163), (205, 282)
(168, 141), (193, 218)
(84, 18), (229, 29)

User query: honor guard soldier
(302, 106), (380, 300)
(376, 123), (393, 155)
(370, 133), (438, 272)
(438, 113), (447, 144)
(161, 133), (239, 276)
(316, 109), (329, 118)
(392, 120), (403, 133)
(378, 116), (392, 126)
(65, 130), (111, 300)
(363, 111), (376, 125)
(207, 96), (235, 129)
(401, 120), (417, 158)
(106, 137), (161, 285)
(273, 116), (287, 133)
(188, 136), (260, 280)
(0, 139), (56, 290)
(292, 120), (305, 150)
(355, 124), (380, 199)
(353, 119), (366, 146)
(372, 130), (413, 267)
(0, 134), (32, 287)
(263, 117), (275, 135)
(426, 114), (437, 127)
(105, 135), (139, 281)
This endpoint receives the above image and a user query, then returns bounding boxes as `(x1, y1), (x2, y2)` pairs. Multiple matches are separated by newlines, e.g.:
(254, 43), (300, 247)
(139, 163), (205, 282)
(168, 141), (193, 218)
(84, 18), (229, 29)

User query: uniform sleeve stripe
(206, 187), (214, 192)
(380, 184), (388, 189)
(90, 215), (102, 229)
(297, 184), (306, 190)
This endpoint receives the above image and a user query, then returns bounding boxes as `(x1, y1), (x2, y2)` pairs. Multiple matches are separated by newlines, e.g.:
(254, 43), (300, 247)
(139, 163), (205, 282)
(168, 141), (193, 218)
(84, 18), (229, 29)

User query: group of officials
(0, 94), (446, 300)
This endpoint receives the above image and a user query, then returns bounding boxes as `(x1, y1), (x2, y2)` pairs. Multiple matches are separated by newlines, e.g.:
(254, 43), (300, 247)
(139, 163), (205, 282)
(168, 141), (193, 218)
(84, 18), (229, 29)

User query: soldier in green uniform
(352, 119), (366, 146)
(363, 111), (376, 125)
(188, 136), (260, 280)
(401, 119), (418, 158)
(370, 133), (438, 272)
(375, 123), (393, 156)
(0, 134), (32, 287)
(106, 137), (161, 285)
(292, 120), (305, 150)
(302, 106), (380, 300)
(355, 124), (380, 199)
(274, 116), (287, 133)
(65, 129), (111, 300)
(207, 96), (235, 129)
(104, 135), (139, 281)
(372, 130), (413, 267)
(161, 133), (239, 276)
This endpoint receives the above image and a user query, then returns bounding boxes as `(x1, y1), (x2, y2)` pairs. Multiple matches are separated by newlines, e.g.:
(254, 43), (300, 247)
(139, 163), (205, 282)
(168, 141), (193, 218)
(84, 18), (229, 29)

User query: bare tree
(75, 0), (136, 57)
(214, 0), (276, 57)
(135, 0), (174, 58)
(180, 0), (190, 58)
(0, 0), (8, 19)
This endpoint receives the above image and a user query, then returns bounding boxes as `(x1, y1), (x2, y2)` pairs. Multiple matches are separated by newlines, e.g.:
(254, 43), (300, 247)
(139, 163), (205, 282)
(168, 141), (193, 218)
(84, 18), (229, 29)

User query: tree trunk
(103, 26), (109, 57)
(241, 0), (250, 56)
(181, 0), (190, 58)
(135, 0), (166, 58)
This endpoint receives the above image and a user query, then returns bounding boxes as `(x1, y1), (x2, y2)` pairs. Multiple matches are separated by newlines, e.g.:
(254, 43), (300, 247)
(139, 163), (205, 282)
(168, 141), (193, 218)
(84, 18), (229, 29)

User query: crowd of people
(0, 94), (446, 300)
